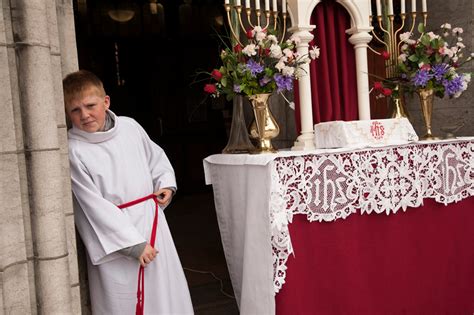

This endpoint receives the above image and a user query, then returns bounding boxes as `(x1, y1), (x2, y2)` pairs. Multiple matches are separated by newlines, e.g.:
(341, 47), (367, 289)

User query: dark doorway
(72, 0), (238, 313)
(74, 0), (230, 194)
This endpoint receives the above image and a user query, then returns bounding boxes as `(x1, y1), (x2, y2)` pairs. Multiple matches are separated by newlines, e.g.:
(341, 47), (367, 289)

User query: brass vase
(388, 84), (410, 119)
(417, 88), (440, 140)
(222, 95), (256, 154)
(248, 93), (280, 153)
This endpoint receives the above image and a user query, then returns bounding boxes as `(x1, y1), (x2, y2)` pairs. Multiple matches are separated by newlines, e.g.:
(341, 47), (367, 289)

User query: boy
(64, 70), (194, 314)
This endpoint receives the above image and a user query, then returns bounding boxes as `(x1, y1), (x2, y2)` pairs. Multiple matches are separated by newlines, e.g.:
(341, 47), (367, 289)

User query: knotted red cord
(118, 194), (159, 315)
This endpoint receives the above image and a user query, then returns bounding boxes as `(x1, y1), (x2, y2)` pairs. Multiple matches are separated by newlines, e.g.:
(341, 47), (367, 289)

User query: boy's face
(66, 87), (110, 133)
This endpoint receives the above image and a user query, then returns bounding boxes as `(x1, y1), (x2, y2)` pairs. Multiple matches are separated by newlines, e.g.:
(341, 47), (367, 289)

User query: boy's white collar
(68, 110), (119, 143)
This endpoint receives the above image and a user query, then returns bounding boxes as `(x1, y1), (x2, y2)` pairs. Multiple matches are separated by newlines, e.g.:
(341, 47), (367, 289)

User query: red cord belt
(118, 194), (159, 315)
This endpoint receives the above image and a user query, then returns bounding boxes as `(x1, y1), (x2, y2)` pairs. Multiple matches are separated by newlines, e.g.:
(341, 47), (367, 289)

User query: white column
(289, 27), (317, 151)
(348, 31), (373, 120)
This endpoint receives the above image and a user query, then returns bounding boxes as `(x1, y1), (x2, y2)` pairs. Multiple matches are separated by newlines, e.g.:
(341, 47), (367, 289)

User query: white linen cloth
(314, 118), (419, 149)
(204, 137), (474, 315)
(69, 112), (193, 315)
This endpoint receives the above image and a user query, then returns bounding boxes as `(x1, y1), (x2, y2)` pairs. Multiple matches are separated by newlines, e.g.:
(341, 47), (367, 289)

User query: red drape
(276, 198), (474, 315)
(295, 0), (359, 132)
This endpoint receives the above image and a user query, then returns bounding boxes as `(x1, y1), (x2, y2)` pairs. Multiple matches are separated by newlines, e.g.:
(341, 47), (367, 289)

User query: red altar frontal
(204, 138), (474, 314)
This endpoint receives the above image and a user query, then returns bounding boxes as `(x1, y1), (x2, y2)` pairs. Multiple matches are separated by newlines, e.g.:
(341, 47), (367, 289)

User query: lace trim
(270, 141), (473, 293)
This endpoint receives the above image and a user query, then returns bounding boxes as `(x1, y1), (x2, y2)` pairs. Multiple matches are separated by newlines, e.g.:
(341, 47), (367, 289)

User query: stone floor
(166, 190), (239, 315)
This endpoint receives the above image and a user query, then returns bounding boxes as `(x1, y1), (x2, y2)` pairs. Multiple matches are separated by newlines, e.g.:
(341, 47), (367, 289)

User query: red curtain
(295, 0), (359, 131)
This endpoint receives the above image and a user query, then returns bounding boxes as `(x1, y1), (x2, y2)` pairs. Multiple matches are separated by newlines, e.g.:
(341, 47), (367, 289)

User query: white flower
(282, 66), (295, 76)
(283, 48), (293, 58)
(452, 56), (459, 63)
(242, 44), (257, 56)
(471, 52), (474, 57)
(440, 23), (451, 29)
(401, 44), (408, 51)
(443, 47), (454, 58)
(398, 53), (407, 62)
(427, 32), (439, 40)
(463, 73), (471, 83)
(451, 46), (458, 54)
(399, 32), (412, 42)
(406, 39), (416, 45)
(255, 30), (266, 42)
(452, 27), (463, 34)
(267, 34), (278, 44)
(457, 37), (463, 42)
(309, 46), (320, 59)
(275, 60), (286, 71)
(457, 42), (465, 49)
(269, 44), (283, 58)
(443, 32), (449, 37)
(251, 26), (263, 36)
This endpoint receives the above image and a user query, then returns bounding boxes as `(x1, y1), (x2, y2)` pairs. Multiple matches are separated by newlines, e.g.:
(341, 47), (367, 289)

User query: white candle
(401, 0), (406, 13)
(255, 0), (260, 10)
(376, 0), (382, 16)
(225, 0), (229, 4)
(265, 0), (269, 10)
(387, 0), (393, 15)
(272, 0), (277, 12)
(422, 0), (427, 12)
(236, 0), (241, 6)
(368, 0), (372, 16)
(282, 0), (286, 13)
(245, 0), (250, 7)
(411, 0), (416, 12)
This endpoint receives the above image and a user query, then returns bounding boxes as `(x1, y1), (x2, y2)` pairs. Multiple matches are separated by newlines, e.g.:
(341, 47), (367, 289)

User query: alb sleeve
(69, 151), (146, 265)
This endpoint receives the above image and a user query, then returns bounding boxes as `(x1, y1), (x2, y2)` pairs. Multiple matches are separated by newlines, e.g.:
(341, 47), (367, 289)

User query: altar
(203, 138), (474, 314)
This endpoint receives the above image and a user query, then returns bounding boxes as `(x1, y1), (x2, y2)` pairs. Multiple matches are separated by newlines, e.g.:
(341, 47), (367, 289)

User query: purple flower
(246, 59), (264, 77)
(259, 76), (271, 87)
(233, 84), (242, 93)
(274, 74), (293, 92)
(443, 75), (464, 96)
(432, 63), (449, 81)
(412, 69), (432, 87)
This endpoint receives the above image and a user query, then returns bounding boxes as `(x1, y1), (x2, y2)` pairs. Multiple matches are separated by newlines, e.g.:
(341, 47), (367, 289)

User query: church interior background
(0, 0), (472, 313)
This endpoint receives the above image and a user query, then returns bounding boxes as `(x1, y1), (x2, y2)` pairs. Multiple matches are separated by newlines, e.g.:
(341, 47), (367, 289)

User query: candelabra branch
(246, 8), (255, 29)
(224, 1), (287, 49)
(264, 11), (271, 29)
(279, 14), (287, 45)
(225, 5), (242, 46)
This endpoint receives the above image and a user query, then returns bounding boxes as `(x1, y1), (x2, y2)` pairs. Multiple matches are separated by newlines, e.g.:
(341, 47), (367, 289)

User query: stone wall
(0, 0), (80, 313)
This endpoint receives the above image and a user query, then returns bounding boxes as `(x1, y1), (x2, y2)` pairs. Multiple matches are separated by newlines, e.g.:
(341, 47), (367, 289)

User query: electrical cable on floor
(183, 267), (235, 299)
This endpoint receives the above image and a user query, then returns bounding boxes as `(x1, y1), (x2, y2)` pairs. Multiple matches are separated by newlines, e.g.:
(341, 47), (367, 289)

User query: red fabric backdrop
(276, 198), (474, 315)
(295, 0), (359, 132)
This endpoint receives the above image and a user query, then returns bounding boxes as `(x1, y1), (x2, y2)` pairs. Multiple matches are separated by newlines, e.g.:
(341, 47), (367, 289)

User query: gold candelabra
(224, 0), (288, 45)
(368, 0), (428, 78)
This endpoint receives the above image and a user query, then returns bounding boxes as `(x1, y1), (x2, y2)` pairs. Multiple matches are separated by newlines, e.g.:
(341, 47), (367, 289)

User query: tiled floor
(166, 190), (239, 315)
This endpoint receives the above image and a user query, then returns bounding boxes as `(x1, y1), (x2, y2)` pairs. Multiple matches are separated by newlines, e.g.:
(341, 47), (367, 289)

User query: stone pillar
(0, 1), (34, 313)
(7, 0), (75, 313)
(290, 27), (317, 150)
(348, 30), (373, 120)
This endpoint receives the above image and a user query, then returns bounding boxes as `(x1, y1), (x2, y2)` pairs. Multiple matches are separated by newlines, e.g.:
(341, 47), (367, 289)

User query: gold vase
(417, 88), (440, 140)
(388, 84), (409, 119)
(248, 93), (280, 153)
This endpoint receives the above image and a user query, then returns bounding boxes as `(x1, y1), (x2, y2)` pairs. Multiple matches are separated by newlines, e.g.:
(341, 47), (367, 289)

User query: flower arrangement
(373, 23), (472, 99)
(203, 26), (320, 100)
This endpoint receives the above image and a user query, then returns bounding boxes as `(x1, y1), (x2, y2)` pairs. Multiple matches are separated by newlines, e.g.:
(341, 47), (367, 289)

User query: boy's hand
(139, 244), (158, 267)
(154, 188), (173, 207)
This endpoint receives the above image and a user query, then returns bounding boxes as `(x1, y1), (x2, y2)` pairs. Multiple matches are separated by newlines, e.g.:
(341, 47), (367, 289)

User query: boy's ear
(104, 95), (111, 109)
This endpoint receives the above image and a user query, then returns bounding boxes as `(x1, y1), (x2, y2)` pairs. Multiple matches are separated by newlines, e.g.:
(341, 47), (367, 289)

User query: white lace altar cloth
(270, 140), (474, 293)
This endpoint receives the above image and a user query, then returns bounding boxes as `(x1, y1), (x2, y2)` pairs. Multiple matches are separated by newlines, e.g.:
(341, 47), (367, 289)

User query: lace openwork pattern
(270, 140), (474, 293)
